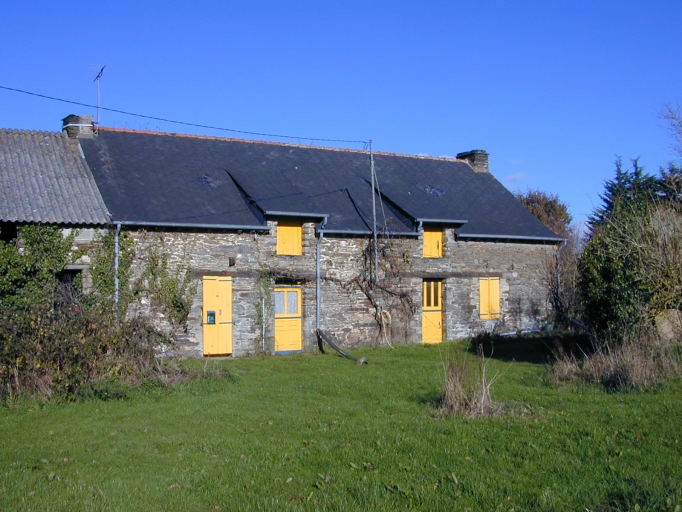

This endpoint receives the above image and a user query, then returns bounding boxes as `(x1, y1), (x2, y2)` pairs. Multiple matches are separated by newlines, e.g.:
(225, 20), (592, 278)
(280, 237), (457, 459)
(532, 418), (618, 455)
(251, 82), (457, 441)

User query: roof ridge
(0, 128), (63, 136)
(96, 126), (466, 163)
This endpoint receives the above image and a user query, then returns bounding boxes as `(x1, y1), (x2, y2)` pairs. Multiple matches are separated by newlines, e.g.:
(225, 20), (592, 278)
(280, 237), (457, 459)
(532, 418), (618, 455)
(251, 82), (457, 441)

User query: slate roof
(80, 128), (562, 241)
(0, 129), (110, 225)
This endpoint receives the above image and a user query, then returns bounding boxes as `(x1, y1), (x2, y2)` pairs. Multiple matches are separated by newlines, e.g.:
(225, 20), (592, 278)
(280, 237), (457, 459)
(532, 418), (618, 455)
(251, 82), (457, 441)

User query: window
(422, 279), (442, 309)
(479, 277), (500, 319)
(423, 227), (443, 258)
(276, 220), (302, 255)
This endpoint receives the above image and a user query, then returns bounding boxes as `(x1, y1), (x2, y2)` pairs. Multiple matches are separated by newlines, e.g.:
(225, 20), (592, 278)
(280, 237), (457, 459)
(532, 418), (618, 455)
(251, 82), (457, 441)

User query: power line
(0, 85), (368, 145)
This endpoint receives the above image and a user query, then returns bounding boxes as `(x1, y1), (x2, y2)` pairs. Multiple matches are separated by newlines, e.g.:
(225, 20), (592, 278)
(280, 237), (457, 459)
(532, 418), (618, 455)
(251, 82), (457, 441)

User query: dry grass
(440, 343), (504, 417)
(548, 327), (682, 391)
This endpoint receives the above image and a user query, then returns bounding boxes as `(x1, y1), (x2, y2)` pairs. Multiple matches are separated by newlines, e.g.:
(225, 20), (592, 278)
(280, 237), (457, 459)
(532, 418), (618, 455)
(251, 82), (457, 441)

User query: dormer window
(276, 220), (302, 255)
(423, 227), (443, 258)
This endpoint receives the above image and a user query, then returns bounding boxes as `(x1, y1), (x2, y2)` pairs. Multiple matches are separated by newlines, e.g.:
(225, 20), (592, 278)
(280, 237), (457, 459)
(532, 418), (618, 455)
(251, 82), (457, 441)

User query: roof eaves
(265, 211), (329, 219)
(417, 218), (468, 225)
(458, 233), (565, 243)
(116, 220), (270, 231)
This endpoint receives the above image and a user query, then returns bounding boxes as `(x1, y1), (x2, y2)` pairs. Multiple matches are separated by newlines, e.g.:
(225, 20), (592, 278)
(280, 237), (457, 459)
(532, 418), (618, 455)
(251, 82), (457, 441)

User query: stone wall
(121, 224), (555, 357)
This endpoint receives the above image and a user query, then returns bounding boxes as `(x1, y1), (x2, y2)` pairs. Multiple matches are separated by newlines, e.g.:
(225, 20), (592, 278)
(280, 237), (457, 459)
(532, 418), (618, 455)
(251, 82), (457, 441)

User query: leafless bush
(440, 343), (504, 417)
(548, 326), (682, 391)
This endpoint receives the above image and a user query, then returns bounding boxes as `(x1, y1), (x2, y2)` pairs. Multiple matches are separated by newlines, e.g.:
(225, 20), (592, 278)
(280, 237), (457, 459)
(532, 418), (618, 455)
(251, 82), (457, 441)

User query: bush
(0, 284), (178, 402)
(0, 226), (191, 404)
(580, 161), (682, 339)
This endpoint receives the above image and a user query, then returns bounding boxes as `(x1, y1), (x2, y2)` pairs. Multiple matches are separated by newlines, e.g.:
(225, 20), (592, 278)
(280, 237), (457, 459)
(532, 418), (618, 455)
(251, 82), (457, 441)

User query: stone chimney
(61, 114), (94, 139)
(456, 149), (489, 173)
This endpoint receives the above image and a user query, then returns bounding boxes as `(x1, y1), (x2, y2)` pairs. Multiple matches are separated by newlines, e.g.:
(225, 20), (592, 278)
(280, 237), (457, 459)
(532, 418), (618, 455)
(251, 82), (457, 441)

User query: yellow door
(422, 279), (443, 344)
(274, 286), (302, 352)
(202, 276), (233, 356)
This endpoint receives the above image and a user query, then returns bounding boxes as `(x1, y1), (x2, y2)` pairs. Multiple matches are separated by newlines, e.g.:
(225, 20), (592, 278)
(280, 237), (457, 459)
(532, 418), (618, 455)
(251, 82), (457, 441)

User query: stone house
(1, 115), (562, 357)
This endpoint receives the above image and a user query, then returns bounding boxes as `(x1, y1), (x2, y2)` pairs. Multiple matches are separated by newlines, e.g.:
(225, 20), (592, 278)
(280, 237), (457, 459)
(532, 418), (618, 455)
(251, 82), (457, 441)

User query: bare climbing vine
(339, 234), (417, 346)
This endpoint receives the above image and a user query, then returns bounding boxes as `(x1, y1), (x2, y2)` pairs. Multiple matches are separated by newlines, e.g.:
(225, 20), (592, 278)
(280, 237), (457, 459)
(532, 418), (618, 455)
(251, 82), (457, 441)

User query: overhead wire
(0, 85), (368, 145)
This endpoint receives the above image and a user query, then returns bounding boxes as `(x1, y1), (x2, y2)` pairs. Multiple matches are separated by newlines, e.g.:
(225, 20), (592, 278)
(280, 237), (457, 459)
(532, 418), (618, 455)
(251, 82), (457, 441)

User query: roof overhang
(265, 211), (329, 219)
(416, 218), (468, 226)
(458, 233), (565, 243)
(114, 220), (271, 231)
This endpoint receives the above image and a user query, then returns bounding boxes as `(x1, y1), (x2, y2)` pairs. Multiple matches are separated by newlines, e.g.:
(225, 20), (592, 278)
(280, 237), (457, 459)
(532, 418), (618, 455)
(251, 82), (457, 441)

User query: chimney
(62, 114), (94, 139)
(456, 149), (489, 173)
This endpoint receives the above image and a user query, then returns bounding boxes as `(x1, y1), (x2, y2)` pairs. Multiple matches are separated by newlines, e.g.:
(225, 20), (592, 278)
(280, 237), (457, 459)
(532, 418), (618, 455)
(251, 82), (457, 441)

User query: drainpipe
(316, 218), (327, 331)
(261, 297), (266, 352)
(114, 223), (121, 323)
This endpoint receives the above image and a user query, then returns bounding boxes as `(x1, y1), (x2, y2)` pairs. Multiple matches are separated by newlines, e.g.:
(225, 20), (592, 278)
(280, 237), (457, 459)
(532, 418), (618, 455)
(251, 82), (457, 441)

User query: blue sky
(2, 1), (681, 226)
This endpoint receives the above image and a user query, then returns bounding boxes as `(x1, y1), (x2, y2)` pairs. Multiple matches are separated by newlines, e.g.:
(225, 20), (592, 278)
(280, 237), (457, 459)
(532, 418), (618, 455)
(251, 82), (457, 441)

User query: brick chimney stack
(62, 114), (94, 139)
(456, 150), (489, 173)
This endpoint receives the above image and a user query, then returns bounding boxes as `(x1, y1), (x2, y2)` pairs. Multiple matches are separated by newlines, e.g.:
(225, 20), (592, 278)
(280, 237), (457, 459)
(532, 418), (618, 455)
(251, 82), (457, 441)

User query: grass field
(1, 340), (681, 511)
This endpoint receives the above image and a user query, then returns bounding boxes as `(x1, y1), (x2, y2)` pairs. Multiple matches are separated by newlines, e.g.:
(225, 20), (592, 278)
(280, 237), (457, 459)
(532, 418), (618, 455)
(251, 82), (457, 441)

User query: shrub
(0, 226), (192, 404)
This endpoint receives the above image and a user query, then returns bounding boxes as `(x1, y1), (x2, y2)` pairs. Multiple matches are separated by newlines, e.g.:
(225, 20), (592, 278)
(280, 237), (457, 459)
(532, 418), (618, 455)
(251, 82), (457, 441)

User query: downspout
(114, 222), (121, 323)
(556, 239), (567, 303)
(316, 217), (327, 331)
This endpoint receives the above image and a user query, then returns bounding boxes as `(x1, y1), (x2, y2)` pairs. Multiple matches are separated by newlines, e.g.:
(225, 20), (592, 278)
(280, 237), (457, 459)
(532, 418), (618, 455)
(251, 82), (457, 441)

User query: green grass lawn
(1, 341), (681, 511)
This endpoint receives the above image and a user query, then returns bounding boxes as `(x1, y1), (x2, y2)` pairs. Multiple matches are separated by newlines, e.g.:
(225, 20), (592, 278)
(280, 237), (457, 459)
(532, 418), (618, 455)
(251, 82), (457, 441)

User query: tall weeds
(441, 343), (503, 417)
(548, 326), (682, 391)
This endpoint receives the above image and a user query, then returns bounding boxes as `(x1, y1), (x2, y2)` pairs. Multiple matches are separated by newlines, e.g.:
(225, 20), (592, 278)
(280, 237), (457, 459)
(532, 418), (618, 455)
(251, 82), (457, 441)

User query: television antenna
(93, 65), (106, 129)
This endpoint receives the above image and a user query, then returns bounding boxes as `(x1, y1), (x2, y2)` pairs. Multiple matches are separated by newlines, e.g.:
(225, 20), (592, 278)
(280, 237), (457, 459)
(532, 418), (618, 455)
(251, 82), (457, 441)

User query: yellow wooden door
(422, 279), (443, 344)
(274, 286), (302, 352)
(202, 276), (233, 356)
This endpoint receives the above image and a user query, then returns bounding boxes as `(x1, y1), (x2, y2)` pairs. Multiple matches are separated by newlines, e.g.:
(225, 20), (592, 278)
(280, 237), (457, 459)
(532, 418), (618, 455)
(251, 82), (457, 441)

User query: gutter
(416, 218), (468, 225)
(320, 229), (420, 237)
(114, 220), (270, 231)
(265, 211), (329, 219)
(458, 233), (566, 243)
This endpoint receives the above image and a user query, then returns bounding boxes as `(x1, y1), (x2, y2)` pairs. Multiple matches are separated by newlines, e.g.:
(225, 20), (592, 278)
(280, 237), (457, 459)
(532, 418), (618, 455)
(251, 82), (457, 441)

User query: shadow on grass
(466, 332), (592, 365)
(413, 389), (443, 407)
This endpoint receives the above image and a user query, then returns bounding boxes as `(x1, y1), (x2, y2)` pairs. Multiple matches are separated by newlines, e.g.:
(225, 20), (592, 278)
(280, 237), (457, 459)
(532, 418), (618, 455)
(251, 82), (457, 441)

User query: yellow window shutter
(277, 221), (302, 255)
(489, 278), (500, 319)
(479, 278), (490, 319)
(479, 278), (501, 320)
(423, 228), (443, 258)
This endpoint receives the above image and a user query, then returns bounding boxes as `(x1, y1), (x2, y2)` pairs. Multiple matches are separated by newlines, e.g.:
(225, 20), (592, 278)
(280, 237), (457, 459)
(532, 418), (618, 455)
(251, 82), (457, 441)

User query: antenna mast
(369, 140), (379, 282)
(94, 66), (106, 130)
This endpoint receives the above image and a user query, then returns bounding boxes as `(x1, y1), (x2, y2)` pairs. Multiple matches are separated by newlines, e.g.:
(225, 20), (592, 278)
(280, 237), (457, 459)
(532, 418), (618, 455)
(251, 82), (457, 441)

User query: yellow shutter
(489, 278), (500, 319)
(479, 279), (490, 319)
(277, 221), (302, 255)
(479, 278), (500, 320)
(423, 228), (443, 258)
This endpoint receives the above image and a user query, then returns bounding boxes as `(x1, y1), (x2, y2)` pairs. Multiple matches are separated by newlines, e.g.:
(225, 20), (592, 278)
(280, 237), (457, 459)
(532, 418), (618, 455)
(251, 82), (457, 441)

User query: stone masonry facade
(123, 222), (555, 357)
